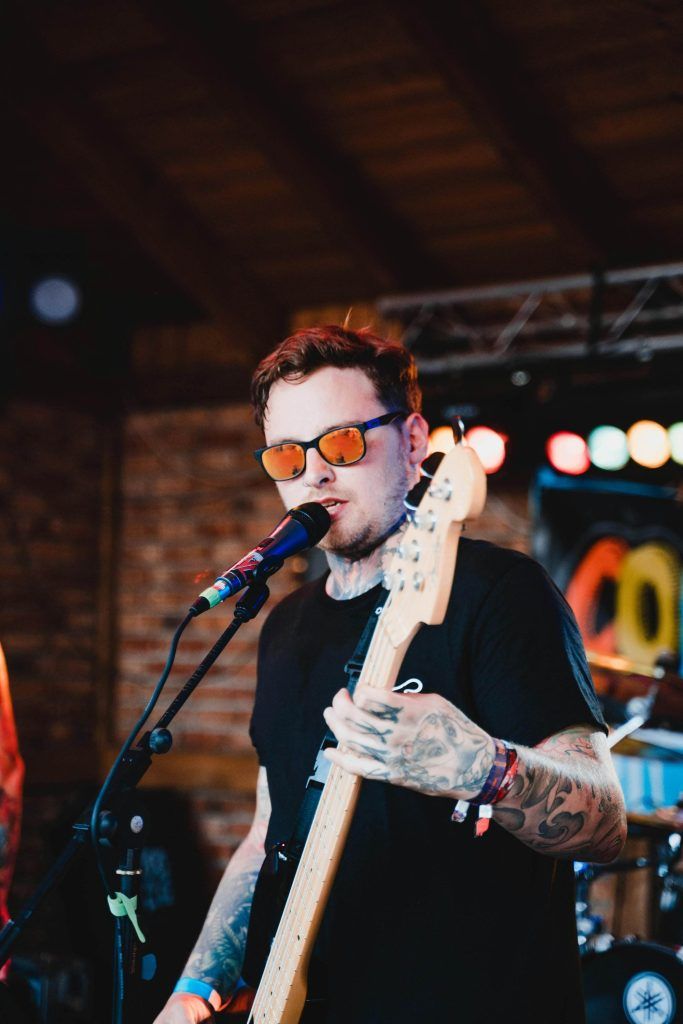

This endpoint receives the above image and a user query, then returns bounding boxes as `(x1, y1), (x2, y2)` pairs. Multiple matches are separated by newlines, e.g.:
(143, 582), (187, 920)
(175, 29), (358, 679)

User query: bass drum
(583, 940), (683, 1024)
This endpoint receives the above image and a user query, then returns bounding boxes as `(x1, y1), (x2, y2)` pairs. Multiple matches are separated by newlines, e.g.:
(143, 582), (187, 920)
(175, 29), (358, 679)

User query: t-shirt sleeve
(468, 557), (606, 747)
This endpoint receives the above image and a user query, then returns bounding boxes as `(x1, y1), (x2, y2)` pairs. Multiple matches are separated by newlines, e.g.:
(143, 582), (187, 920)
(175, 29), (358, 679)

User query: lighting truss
(377, 263), (683, 375)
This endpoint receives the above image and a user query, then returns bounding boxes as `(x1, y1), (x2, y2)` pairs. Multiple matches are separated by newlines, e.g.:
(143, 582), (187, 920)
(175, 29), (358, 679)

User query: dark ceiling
(2, 0), (683, 403)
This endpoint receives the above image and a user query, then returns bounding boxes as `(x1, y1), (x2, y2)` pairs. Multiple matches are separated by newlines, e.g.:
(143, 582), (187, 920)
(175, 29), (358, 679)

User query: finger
(326, 697), (398, 745)
(351, 686), (407, 724)
(324, 745), (392, 782)
(323, 707), (391, 758)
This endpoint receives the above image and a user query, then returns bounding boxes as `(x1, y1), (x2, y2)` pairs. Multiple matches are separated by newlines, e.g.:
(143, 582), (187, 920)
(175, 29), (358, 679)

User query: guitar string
(247, 625), (385, 1020)
(249, 494), (467, 1018)
(250, 764), (355, 1021)
(250, 740), (355, 1018)
(250, 704), (369, 1019)
(251, 617), (399, 1021)
(257, 610), (413, 1021)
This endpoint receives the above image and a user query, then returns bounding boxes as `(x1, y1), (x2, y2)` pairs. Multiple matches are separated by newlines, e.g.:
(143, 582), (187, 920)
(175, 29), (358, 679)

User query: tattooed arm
(323, 687), (626, 864)
(153, 767), (271, 1024)
(492, 725), (626, 863)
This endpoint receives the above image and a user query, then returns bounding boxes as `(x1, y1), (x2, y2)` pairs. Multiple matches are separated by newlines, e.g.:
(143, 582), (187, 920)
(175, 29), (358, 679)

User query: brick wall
(0, 400), (104, 952)
(116, 404), (299, 750)
(116, 404), (302, 881)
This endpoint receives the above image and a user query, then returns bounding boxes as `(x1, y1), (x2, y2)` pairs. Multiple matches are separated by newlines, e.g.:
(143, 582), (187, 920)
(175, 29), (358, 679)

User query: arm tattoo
(184, 862), (261, 995)
(493, 729), (626, 863)
(183, 769), (270, 995)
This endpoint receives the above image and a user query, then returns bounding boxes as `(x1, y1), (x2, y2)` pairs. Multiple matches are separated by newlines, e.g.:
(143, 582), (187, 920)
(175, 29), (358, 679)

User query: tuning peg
(404, 452), (445, 513)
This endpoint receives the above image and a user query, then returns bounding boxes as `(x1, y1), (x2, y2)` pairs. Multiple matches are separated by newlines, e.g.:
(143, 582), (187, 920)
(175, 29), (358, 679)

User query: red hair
(250, 325), (421, 428)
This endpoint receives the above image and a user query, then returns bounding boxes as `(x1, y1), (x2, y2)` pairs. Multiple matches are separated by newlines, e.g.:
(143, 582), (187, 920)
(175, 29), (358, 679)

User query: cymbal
(587, 651), (667, 680)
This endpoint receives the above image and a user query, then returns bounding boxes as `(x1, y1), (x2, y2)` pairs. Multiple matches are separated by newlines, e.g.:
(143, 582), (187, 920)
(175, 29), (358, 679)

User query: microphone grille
(289, 502), (331, 544)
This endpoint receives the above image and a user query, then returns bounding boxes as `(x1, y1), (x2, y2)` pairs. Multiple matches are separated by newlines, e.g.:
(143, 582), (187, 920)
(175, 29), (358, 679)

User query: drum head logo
(623, 971), (675, 1024)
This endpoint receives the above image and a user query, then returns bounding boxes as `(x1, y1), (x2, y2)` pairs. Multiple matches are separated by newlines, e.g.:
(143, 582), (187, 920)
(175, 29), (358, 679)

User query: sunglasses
(254, 410), (408, 482)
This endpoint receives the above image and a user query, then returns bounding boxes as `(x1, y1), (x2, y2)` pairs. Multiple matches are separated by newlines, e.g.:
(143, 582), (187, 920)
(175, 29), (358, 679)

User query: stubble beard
(321, 463), (410, 562)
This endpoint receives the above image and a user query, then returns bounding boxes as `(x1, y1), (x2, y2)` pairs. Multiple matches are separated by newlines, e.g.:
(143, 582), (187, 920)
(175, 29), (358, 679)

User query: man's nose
(301, 447), (335, 488)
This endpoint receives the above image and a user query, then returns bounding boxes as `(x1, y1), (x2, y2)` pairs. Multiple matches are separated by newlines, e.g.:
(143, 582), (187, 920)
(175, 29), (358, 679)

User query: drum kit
(579, 651), (683, 1024)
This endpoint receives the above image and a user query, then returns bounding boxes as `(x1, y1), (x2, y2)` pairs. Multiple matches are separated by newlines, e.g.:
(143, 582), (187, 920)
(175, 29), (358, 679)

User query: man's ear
(404, 413), (430, 467)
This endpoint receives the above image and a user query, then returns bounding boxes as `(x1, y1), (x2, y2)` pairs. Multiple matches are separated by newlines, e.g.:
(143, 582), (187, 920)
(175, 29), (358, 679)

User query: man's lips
(318, 498), (347, 519)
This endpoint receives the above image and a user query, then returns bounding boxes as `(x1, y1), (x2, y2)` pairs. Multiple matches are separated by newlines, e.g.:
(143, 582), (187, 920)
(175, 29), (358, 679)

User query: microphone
(190, 502), (330, 615)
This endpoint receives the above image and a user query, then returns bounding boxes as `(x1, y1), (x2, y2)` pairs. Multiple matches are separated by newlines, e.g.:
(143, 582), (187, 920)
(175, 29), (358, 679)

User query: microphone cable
(90, 609), (195, 898)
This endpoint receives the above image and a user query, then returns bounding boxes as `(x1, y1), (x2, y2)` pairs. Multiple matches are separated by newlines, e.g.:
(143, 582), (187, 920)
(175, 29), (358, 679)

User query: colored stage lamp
(627, 420), (670, 469)
(465, 426), (507, 474)
(428, 425), (455, 455)
(546, 432), (590, 475)
(587, 425), (629, 471)
(668, 422), (683, 465)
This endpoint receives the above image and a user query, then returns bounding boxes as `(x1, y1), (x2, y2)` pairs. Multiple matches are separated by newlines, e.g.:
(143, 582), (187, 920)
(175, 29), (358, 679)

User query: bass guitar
(220, 440), (486, 1023)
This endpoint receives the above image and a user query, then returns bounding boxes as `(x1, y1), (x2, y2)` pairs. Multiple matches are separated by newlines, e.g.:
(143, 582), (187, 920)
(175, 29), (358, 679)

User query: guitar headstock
(381, 441), (486, 644)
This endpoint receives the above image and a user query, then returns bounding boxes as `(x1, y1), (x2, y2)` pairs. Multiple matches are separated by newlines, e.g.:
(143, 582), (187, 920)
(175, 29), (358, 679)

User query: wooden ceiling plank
(140, 0), (450, 292)
(2, 5), (283, 349)
(388, 0), (656, 264)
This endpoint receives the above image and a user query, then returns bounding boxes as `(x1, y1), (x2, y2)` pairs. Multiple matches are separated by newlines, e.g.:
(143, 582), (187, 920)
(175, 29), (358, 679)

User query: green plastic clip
(107, 892), (146, 943)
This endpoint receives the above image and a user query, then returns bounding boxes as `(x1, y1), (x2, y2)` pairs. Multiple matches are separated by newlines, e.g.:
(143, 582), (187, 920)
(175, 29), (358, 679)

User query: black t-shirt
(250, 538), (605, 1024)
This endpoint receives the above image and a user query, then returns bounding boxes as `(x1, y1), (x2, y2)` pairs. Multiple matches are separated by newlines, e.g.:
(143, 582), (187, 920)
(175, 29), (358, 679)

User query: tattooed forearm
(493, 729), (626, 863)
(184, 861), (261, 994)
(181, 767), (271, 997)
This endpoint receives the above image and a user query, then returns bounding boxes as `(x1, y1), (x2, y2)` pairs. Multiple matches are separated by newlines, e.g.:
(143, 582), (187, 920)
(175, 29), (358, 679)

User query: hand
(153, 993), (214, 1024)
(323, 685), (495, 800)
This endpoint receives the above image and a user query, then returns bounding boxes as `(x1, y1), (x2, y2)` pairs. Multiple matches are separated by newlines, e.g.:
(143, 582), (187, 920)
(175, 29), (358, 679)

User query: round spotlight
(29, 275), (81, 325)
(465, 426), (507, 474)
(428, 425), (455, 455)
(668, 422), (683, 466)
(587, 425), (629, 471)
(546, 432), (590, 475)
(627, 420), (670, 469)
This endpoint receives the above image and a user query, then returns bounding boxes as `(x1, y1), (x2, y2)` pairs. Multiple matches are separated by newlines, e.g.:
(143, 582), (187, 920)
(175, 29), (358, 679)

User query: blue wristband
(174, 977), (221, 1010)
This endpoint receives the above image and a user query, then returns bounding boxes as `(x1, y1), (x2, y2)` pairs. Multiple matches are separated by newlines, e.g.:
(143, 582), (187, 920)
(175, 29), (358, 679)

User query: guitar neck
(247, 624), (414, 1024)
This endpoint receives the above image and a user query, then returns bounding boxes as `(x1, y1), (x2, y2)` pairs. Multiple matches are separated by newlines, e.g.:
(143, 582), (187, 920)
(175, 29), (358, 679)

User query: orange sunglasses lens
(318, 426), (365, 465)
(261, 443), (306, 481)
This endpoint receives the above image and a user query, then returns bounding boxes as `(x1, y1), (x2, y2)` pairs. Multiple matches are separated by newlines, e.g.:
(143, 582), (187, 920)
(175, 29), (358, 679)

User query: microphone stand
(0, 574), (276, 1024)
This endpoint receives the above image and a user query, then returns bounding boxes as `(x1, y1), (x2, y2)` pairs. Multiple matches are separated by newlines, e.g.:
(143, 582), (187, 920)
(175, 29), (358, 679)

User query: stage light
(627, 420), (670, 469)
(428, 425), (455, 455)
(29, 275), (81, 325)
(587, 426), (629, 471)
(465, 426), (507, 474)
(668, 422), (683, 465)
(546, 432), (590, 475)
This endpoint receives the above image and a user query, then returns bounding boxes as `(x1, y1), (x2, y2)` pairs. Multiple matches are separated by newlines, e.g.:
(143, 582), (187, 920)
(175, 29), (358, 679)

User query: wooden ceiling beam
(140, 0), (448, 293)
(2, 5), (284, 350)
(389, 0), (655, 265)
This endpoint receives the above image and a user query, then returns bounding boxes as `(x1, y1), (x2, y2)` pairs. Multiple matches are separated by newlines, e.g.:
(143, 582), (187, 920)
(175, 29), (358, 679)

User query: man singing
(155, 325), (626, 1024)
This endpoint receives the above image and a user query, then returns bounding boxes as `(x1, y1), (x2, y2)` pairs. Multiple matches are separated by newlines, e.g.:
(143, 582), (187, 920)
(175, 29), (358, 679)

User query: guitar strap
(285, 588), (388, 861)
